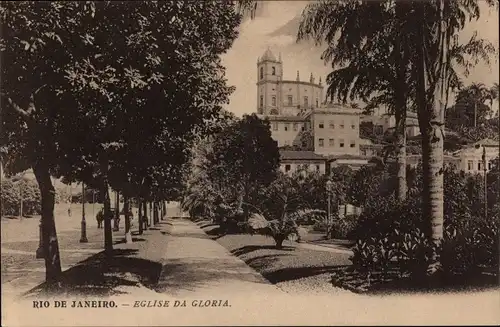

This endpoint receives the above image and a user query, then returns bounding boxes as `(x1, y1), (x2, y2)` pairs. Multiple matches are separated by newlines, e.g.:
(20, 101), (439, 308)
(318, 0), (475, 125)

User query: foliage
(351, 165), (499, 278)
(446, 83), (496, 131)
(1, 1), (243, 281)
(247, 173), (325, 248)
(183, 114), (280, 228)
(1, 178), (41, 216)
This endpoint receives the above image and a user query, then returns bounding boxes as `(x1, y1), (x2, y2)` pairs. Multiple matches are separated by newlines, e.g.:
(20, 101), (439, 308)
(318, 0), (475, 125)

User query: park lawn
(197, 220), (353, 295)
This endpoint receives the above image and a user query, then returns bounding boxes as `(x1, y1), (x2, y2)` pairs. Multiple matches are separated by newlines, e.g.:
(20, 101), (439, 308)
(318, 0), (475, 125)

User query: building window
(467, 160), (473, 170)
(488, 162), (492, 170)
(272, 96), (276, 106)
(329, 121), (335, 129)
(301, 126), (305, 131)
(260, 95), (263, 108)
(339, 139), (345, 148)
(304, 96), (309, 107)
(340, 121), (345, 129)
(260, 67), (263, 80)
(350, 141), (356, 148)
(316, 165), (320, 171)
(478, 162), (482, 171)
(287, 95), (293, 106)
(351, 121), (356, 129)
(316, 98), (319, 107)
(272, 122), (278, 131)
(272, 66), (276, 75)
(329, 139), (335, 147)
(318, 138), (324, 147)
(319, 121), (324, 129)
(284, 123), (290, 131)
(285, 164), (291, 172)
(293, 123), (298, 131)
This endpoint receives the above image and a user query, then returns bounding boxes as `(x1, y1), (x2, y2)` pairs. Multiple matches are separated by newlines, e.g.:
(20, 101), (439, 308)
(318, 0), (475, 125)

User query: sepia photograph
(1, 1), (499, 326)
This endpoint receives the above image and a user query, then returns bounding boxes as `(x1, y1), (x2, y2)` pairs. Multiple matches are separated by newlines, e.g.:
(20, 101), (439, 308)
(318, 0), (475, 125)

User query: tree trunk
(33, 161), (62, 285)
(148, 202), (153, 226)
(153, 201), (158, 225)
(394, 0), (408, 202)
(102, 183), (113, 255)
(113, 191), (120, 231)
(138, 199), (144, 235)
(274, 236), (285, 249)
(124, 196), (132, 243)
(414, 0), (447, 277)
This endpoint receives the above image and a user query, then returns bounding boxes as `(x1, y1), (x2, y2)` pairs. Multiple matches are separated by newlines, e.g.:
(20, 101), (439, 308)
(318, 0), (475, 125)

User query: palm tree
(238, 0), (497, 275)
(247, 173), (324, 248)
(411, 0), (496, 275)
(456, 82), (491, 126)
(297, 0), (413, 201)
(488, 83), (499, 114)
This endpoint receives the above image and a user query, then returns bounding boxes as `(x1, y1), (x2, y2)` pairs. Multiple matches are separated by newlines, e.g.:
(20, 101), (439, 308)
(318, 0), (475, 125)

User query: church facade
(254, 48), (371, 175)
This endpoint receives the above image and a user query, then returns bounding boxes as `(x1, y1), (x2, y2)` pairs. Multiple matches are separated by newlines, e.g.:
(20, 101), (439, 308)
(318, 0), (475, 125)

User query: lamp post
(482, 145), (488, 220)
(19, 181), (23, 220)
(92, 189), (95, 217)
(325, 179), (333, 239)
(80, 183), (88, 243)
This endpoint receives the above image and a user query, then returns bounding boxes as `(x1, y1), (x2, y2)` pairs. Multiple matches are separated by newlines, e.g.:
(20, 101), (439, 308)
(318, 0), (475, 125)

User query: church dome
(260, 48), (277, 62)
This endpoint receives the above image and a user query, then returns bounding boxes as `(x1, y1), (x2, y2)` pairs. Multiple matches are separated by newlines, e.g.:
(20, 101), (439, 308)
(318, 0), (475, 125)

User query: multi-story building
(256, 48), (324, 116)
(454, 138), (499, 174)
(360, 111), (420, 138)
(255, 48), (370, 174)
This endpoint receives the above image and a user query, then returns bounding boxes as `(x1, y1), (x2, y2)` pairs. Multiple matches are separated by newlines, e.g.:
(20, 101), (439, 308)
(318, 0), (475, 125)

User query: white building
(254, 48), (371, 175)
(454, 138), (499, 174)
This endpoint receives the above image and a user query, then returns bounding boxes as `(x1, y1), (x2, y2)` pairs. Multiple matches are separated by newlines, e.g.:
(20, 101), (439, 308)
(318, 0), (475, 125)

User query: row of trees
(1, 2), (243, 285)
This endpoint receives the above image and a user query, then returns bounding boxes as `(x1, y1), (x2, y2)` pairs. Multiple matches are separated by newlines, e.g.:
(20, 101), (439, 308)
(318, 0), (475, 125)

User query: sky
(221, 1), (499, 117)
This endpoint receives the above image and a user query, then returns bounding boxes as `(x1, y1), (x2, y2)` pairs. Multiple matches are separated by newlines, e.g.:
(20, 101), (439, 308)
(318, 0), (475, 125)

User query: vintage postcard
(1, 1), (499, 326)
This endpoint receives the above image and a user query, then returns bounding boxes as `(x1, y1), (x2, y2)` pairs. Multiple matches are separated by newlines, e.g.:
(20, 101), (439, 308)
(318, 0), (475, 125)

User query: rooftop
(279, 150), (326, 161)
(471, 138), (499, 147)
(326, 154), (372, 161)
(259, 48), (278, 62)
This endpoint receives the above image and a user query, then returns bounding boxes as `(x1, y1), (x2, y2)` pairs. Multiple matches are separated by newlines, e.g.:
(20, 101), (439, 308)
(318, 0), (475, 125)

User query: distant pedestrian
(96, 209), (104, 229)
(68, 207), (72, 217)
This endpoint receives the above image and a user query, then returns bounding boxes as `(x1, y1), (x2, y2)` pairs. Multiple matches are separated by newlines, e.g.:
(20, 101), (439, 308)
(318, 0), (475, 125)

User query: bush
(333, 214), (359, 240)
(350, 167), (499, 280)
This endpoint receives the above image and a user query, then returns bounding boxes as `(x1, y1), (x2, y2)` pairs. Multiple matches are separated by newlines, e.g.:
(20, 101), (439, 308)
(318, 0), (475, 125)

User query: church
(254, 48), (371, 175)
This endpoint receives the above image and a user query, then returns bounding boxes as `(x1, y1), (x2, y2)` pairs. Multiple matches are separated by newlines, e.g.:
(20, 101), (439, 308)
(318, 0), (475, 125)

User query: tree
(298, 0), (414, 201)
(410, 0), (497, 276)
(210, 114), (280, 219)
(247, 173), (324, 248)
(446, 83), (493, 130)
(1, 2), (242, 282)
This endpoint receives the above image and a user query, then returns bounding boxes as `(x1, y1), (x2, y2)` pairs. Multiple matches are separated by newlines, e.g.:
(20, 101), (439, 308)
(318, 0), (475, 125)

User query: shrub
(333, 214), (359, 240)
(350, 166), (499, 280)
(248, 213), (299, 248)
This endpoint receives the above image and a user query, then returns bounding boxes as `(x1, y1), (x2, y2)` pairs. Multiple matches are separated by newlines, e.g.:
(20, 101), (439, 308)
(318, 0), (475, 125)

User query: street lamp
(325, 179), (333, 239)
(80, 183), (88, 243)
(482, 145), (488, 220)
(92, 189), (95, 218)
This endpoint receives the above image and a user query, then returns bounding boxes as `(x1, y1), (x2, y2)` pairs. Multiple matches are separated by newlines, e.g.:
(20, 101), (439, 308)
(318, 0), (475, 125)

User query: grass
(197, 219), (499, 295)
(197, 220), (352, 294)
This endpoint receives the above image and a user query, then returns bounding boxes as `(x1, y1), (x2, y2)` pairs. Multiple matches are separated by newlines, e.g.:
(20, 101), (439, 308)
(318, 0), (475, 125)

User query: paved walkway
(298, 241), (353, 255)
(156, 218), (286, 299)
